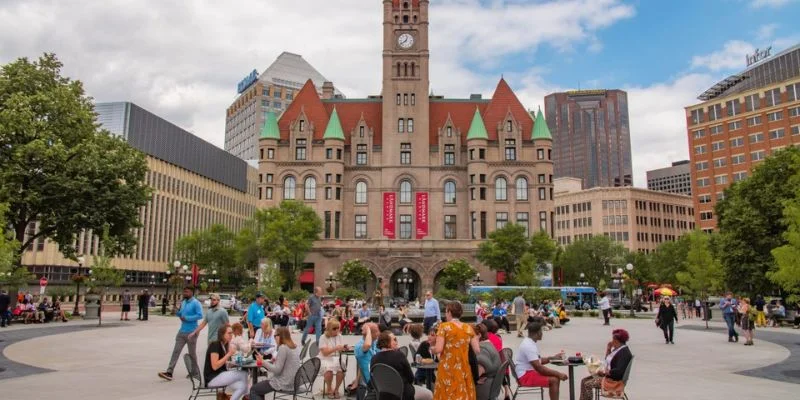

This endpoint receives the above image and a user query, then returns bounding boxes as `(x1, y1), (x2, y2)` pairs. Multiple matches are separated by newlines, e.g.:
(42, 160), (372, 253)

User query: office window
(400, 143), (411, 165)
(713, 158), (726, 168)
(444, 215), (457, 239)
(336, 174), (342, 183)
(304, 177), (316, 200)
(537, 149), (545, 160)
(712, 141), (725, 151)
(538, 174), (546, 184)
(692, 129), (705, 139)
(690, 109), (704, 125)
(700, 211), (713, 221)
(516, 212), (529, 237)
(399, 215), (412, 239)
(266, 174), (273, 183)
(324, 211), (331, 239)
(792, 125), (800, 136)
(733, 171), (748, 182)
(745, 94), (759, 112)
(516, 177), (528, 200)
(267, 148), (275, 159)
(539, 211), (547, 231)
(694, 145), (707, 154)
(326, 148), (333, 159)
(396, 93), (401, 105)
(767, 111), (783, 122)
(398, 118), (404, 133)
(769, 129), (785, 140)
(747, 115), (762, 127)
(710, 125), (723, 135)
(411, 93), (415, 105)
(295, 139), (307, 160)
(731, 154), (745, 165)
(355, 181), (367, 204)
(504, 139), (516, 160)
(407, 118), (414, 133)
(496, 212), (508, 230)
(730, 137), (744, 148)
(788, 83), (800, 101)
(400, 180), (412, 203)
(725, 99), (741, 116)
(697, 178), (710, 187)
(751, 150), (766, 161)
(790, 107), (800, 118)
(283, 176), (296, 199)
(337, 149), (342, 160)
(495, 177), (507, 201)
(538, 187), (546, 200)
(765, 88), (781, 107)
(696, 161), (709, 171)
(444, 181), (456, 204)
(708, 104), (722, 121)
(265, 187), (273, 200)
(479, 148), (486, 159)
(699, 194), (711, 204)
(334, 212), (340, 239)
(273, 88), (282, 98)
(444, 144), (455, 165)
(749, 133), (764, 144)
(728, 120), (742, 131)
(325, 187), (332, 200)
(356, 144), (368, 165)
(714, 175), (728, 185)
(355, 215), (367, 239)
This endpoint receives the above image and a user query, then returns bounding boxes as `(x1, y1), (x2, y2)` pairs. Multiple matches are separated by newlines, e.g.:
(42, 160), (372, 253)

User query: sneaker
(158, 372), (173, 381)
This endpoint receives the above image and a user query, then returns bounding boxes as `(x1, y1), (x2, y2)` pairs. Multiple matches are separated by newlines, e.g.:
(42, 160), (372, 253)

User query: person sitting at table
(356, 303), (371, 334)
(320, 319), (347, 398)
(579, 329), (632, 400)
(52, 297), (68, 322)
(398, 305), (413, 334)
(205, 324), (249, 400)
(413, 324), (437, 385)
(408, 323), (423, 350)
(474, 323), (501, 400)
(229, 322), (251, 355)
(253, 317), (277, 358)
(378, 305), (392, 332)
(482, 319), (511, 400)
(492, 302), (510, 333)
(347, 322), (379, 396)
(250, 326), (301, 400)
(372, 330), (433, 400)
(513, 320), (567, 400)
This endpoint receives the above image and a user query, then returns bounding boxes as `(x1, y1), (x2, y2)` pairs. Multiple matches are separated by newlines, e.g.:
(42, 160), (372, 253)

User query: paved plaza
(0, 314), (797, 399)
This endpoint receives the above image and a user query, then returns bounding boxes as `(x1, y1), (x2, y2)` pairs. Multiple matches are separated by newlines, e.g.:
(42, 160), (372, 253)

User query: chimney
(322, 81), (335, 99)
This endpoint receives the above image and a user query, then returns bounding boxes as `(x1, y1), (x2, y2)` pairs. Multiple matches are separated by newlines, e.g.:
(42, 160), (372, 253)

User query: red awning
(496, 271), (506, 285)
(299, 270), (315, 284)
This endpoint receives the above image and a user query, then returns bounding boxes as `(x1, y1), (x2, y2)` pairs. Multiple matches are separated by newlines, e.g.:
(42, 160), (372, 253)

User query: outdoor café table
(229, 359), (263, 386)
(550, 358), (581, 400)
(413, 362), (439, 391)
(339, 349), (355, 372)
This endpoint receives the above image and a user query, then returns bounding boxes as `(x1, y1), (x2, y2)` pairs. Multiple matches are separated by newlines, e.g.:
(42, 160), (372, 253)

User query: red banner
(191, 264), (199, 286)
(416, 192), (429, 239)
(383, 192), (396, 239)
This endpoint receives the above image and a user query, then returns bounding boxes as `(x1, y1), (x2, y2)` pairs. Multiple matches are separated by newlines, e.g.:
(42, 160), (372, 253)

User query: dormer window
(446, 126), (452, 137)
(506, 120), (513, 132)
(299, 120), (305, 132)
(359, 126), (365, 137)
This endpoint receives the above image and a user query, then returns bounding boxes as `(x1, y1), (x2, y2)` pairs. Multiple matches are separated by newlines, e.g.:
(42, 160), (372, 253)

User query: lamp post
(325, 272), (338, 294)
(577, 272), (589, 287)
(162, 268), (172, 315)
(626, 263), (635, 317)
(396, 267), (413, 300)
(472, 272), (484, 286)
(72, 256), (86, 317)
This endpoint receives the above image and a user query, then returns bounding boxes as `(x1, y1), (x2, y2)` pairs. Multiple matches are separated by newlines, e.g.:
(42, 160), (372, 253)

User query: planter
(84, 294), (101, 319)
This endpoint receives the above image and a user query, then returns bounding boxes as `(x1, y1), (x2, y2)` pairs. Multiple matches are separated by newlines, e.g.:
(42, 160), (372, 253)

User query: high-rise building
(224, 52), (342, 161)
(646, 160), (692, 196)
(686, 43), (800, 231)
(553, 178), (695, 254)
(22, 102), (258, 295)
(545, 90), (633, 188)
(256, 0), (554, 297)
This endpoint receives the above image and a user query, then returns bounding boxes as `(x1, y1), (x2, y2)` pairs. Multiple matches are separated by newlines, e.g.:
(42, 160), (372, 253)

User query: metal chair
(480, 359), (510, 400)
(308, 341), (320, 359)
(371, 363), (404, 400)
(299, 339), (311, 360)
(595, 357), (633, 400)
(274, 357), (321, 400)
(398, 345), (408, 359)
(183, 353), (220, 400)
(503, 347), (544, 400)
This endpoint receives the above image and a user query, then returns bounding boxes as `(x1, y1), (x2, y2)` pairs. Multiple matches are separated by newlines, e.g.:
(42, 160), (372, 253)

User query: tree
(511, 253), (540, 287)
(769, 197), (800, 303)
(0, 54), (151, 270)
(0, 203), (30, 290)
(557, 235), (625, 288)
(438, 259), (477, 292)
(513, 230), (558, 287)
(715, 146), (800, 295)
(174, 224), (253, 293)
(257, 201), (322, 289)
(476, 224), (530, 277)
(529, 230), (557, 265)
(648, 234), (690, 285)
(336, 259), (373, 291)
(676, 230), (724, 304)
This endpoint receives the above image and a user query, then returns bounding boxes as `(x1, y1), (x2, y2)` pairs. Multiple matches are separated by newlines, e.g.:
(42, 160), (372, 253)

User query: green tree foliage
(0, 203), (30, 289)
(769, 198), (800, 303)
(676, 230), (724, 300)
(0, 54), (151, 266)
(715, 146), (800, 295)
(476, 224), (530, 277)
(648, 234), (690, 285)
(438, 259), (477, 292)
(333, 287), (365, 301)
(336, 259), (373, 291)
(174, 224), (253, 293)
(257, 201), (322, 289)
(85, 226), (125, 295)
(435, 288), (469, 303)
(511, 230), (557, 287)
(511, 253), (540, 287)
(557, 235), (625, 288)
(529, 230), (557, 264)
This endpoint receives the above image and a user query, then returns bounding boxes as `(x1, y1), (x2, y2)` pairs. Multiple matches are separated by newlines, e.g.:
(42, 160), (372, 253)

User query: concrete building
(553, 178), (694, 253)
(22, 102), (258, 293)
(686, 43), (800, 231)
(646, 160), (692, 196)
(256, 0), (554, 298)
(224, 52), (343, 161)
(544, 89), (633, 189)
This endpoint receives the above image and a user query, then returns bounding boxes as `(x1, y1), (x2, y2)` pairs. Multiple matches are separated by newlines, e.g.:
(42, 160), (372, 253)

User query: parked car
(203, 293), (235, 309)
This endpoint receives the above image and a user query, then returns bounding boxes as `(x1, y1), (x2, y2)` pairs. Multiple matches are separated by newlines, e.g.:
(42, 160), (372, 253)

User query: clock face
(398, 33), (414, 49)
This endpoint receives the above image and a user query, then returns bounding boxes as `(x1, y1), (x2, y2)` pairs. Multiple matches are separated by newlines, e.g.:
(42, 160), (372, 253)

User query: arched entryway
(389, 266), (422, 303)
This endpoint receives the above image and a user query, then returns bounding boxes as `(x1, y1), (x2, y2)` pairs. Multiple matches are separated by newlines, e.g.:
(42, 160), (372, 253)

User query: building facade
(257, 0), (554, 300)
(686, 44), (800, 231)
(646, 160), (692, 196)
(544, 89), (632, 189)
(225, 52), (342, 161)
(553, 178), (695, 253)
(22, 102), (258, 292)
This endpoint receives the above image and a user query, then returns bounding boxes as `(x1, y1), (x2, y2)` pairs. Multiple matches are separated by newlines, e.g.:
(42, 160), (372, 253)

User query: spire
(531, 107), (552, 140)
(466, 107), (489, 141)
(323, 107), (345, 141)
(260, 111), (280, 139)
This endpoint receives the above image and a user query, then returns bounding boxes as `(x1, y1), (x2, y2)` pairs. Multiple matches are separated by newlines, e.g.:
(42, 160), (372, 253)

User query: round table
(414, 362), (439, 391)
(551, 359), (582, 400)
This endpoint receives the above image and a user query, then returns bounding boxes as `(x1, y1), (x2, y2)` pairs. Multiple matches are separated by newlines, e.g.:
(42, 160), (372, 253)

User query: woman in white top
(253, 317), (277, 358)
(319, 319), (348, 398)
(229, 322), (251, 354)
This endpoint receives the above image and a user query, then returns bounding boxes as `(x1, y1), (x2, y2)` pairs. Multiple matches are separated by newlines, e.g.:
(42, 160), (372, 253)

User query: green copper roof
(323, 107), (345, 141)
(466, 107), (488, 141)
(531, 108), (552, 140)
(260, 111), (280, 139)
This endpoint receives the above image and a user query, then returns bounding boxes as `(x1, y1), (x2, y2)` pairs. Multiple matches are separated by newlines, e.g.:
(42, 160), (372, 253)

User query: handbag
(601, 377), (625, 397)
(654, 317), (661, 327)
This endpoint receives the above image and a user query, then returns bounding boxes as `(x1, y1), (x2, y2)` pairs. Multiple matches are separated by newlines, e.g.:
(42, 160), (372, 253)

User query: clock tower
(382, 0), (430, 166)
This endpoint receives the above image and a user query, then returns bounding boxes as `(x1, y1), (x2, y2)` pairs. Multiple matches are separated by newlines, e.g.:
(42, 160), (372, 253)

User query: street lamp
(325, 271), (338, 294)
(72, 256), (86, 317)
(162, 268), (172, 315)
(210, 269), (219, 291)
(626, 263), (635, 317)
(577, 272), (589, 287)
(472, 272), (484, 286)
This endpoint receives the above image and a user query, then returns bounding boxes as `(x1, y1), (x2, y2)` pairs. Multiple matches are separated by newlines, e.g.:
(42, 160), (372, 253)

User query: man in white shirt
(598, 292), (611, 326)
(514, 320), (567, 400)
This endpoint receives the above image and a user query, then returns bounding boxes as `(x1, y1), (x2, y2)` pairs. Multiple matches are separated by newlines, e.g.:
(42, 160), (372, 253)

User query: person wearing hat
(247, 292), (267, 339)
(656, 297), (678, 344)
(189, 293), (230, 344)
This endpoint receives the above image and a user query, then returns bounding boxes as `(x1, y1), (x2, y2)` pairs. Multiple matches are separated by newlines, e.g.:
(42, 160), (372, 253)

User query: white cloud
(750, 0), (794, 8)
(756, 23), (779, 40)
(690, 40), (755, 72)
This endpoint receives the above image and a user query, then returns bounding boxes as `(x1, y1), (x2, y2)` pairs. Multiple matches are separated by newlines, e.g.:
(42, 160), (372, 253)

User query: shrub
(589, 310), (599, 317)
(572, 310), (584, 317)
(286, 289), (310, 302)
(333, 287), (365, 301)
(435, 288), (469, 303)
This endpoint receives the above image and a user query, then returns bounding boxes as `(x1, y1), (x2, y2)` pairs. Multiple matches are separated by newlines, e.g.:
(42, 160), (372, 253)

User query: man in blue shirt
(719, 292), (739, 342)
(158, 287), (204, 381)
(493, 301), (510, 332)
(247, 293), (267, 339)
(423, 291), (441, 334)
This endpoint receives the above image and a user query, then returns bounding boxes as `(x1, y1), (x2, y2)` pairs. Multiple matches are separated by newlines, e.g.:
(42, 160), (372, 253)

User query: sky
(1, 0), (799, 187)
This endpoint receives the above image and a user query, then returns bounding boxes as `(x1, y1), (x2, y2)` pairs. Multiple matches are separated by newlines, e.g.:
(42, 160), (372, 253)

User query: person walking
(694, 298), (702, 318)
(423, 291), (441, 334)
(158, 287), (204, 381)
(301, 286), (323, 345)
(432, 301), (480, 400)
(719, 292), (739, 342)
(754, 295), (767, 328)
(598, 292), (611, 326)
(738, 298), (755, 346)
(0, 289), (10, 328)
(189, 293), (230, 345)
(656, 297), (678, 344)
(138, 289), (150, 321)
(512, 293), (526, 338)
(120, 289), (132, 321)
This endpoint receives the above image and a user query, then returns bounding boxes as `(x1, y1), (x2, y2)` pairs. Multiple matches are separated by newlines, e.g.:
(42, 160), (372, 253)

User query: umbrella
(654, 287), (676, 297)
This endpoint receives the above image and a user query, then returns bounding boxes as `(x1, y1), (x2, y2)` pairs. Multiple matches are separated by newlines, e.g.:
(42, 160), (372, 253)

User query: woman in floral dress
(432, 301), (481, 400)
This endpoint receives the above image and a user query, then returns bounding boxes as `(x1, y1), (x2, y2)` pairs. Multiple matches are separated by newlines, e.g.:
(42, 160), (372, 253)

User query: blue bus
(468, 286), (598, 309)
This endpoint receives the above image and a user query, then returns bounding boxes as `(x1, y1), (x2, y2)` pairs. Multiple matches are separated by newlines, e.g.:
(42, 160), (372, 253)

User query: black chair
(502, 347), (544, 400)
(371, 363), (404, 400)
(183, 354), (220, 400)
(595, 357), (634, 400)
(299, 339), (311, 360)
(479, 359), (510, 400)
(398, 346), (408, 359)
(274, 357), (321, 400)
(308, 341), (320, 358)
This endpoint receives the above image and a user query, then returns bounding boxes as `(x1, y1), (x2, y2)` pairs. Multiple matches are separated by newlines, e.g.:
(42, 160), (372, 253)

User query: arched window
(283, 176), (296, 200)
(400, 180), (412, 203)
(444, 181), (456, 204)
(304, 176), (316, 200)
(495, 177), (507, 201)
(516, 177), (528, 201)
(355, 181), (368, 204)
